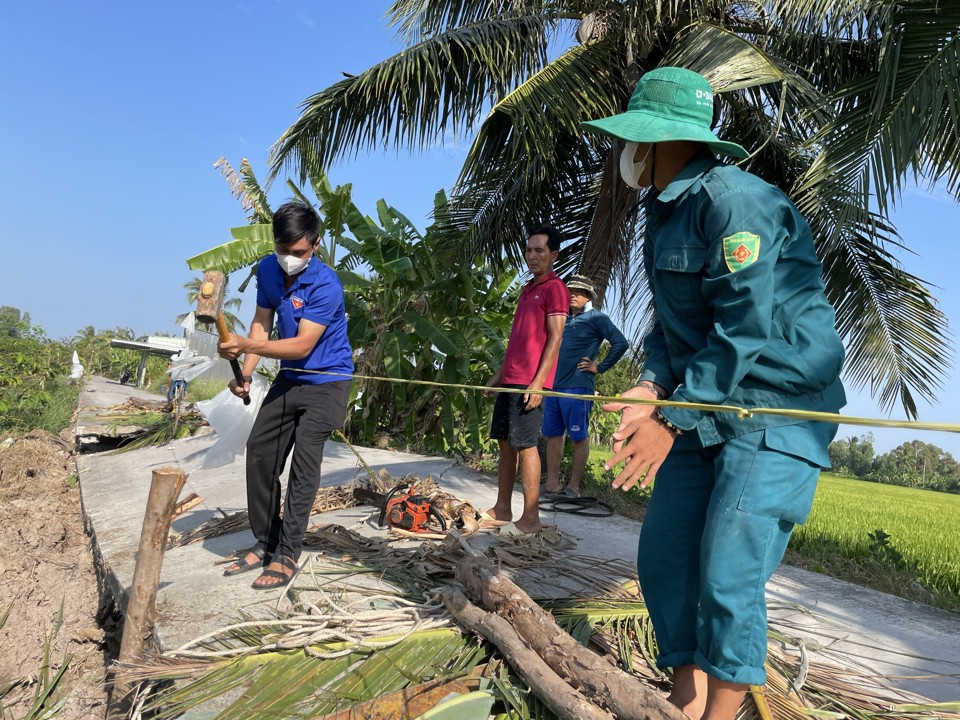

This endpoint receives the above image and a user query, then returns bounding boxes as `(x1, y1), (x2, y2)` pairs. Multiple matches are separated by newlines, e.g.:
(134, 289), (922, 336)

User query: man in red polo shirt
(484, 226), (568, 533)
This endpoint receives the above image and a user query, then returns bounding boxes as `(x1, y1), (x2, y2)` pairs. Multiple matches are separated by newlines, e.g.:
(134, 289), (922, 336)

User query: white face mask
(619, 141), (652, 189)
(276, 251), (311, 276)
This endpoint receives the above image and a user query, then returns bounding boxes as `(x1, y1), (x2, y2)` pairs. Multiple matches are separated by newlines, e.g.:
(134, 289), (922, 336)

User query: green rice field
(792, 473), (960, 601)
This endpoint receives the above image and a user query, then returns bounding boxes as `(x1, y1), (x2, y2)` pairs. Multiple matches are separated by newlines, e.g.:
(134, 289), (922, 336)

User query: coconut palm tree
(268, 0), (960, 418)
(176, 276), (246, 334)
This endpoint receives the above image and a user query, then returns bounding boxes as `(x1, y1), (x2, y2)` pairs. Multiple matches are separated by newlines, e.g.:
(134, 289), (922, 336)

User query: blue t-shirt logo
(291, 296), (304, 309)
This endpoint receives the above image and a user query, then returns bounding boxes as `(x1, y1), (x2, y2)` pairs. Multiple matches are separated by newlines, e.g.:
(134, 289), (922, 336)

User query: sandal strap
(257, 569), (291, 581)
(274, 555), (298, 571)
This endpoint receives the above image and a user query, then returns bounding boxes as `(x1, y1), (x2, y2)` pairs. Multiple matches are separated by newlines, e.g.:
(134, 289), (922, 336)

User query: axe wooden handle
(214, 314), (251, 406)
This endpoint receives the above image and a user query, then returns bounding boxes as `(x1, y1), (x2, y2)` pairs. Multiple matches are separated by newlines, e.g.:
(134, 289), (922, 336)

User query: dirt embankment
(0, 429), (114, 719)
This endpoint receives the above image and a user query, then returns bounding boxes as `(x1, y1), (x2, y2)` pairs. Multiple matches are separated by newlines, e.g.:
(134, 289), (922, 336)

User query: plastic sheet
(194, 373), (270, 470)
(69, 350), (84, 380)
(168, 351), (215, 382)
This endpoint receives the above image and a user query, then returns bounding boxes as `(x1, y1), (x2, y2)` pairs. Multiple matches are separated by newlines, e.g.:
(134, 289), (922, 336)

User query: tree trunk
(440, 586), (615, 720)
(579, 147), (641, 309)
(455, 556), (688, 720)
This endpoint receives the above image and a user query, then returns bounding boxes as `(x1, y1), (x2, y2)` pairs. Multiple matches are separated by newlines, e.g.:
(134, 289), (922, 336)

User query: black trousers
(245, 376), (350, 561)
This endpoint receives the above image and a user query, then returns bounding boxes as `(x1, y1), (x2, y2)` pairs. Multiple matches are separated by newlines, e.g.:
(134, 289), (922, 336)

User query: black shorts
(490, 384), (543, 448)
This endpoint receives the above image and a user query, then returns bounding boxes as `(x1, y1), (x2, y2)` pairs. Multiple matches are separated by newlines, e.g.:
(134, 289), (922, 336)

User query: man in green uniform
(582, 67), (845, 720)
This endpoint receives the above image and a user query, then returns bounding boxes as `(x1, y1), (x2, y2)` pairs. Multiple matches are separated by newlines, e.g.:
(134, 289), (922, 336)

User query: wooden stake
(107, 467), (187, 719)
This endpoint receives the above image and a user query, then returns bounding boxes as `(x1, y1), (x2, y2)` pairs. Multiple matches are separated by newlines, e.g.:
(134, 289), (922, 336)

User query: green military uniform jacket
(640, 151), (845, 447)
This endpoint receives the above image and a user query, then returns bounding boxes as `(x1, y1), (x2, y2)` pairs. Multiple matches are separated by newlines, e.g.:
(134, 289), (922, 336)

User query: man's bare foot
(479, 508), (512, 528)
(509, 518), (543, 534)
(541, 481), (562, 494)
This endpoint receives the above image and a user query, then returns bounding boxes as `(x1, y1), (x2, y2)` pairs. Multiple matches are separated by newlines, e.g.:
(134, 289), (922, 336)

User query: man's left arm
(524, 313), (566, 409)
(660, 188), (780, 432)
(594, 317), (629, 374)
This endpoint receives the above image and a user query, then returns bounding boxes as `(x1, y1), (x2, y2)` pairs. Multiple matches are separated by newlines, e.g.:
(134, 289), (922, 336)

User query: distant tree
(175, 276), (246, 334)
(0, 306), (31, 338)
(828, 433), (876, 478)
(872, 440), (960, 492)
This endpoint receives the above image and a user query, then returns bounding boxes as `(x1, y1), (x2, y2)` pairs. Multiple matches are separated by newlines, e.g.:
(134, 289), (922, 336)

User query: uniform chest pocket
(653, 244), (707, 316)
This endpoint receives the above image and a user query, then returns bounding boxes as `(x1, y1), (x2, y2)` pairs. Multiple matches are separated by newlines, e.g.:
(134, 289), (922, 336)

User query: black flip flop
(538, 496), (614, 517)
(223, 546), (272, 577)
(252, 555), (298, 590)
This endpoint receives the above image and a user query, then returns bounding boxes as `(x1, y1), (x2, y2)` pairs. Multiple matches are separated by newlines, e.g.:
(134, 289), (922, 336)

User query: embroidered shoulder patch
(291, 296), (304, 309)
(723, 232), (760, 272)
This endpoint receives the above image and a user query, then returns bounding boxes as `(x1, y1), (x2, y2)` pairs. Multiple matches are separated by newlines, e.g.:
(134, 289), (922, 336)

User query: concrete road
(75, 376), (960, 703)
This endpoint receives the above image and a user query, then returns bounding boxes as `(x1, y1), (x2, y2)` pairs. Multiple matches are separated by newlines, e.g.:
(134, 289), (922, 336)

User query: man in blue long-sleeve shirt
(541, 274), (628, 497)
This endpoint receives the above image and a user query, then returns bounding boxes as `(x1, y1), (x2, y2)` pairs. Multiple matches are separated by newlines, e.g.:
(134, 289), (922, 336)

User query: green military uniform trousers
(636, 420), (836, 685)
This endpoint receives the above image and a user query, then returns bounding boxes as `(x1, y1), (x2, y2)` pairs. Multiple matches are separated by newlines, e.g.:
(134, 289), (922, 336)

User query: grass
(146, 377), (229, 402)
(0, 379), (81, 437)
(35, 380), (81, 435)
(556, 445), (960, 612)
(789, 473), (960, 611)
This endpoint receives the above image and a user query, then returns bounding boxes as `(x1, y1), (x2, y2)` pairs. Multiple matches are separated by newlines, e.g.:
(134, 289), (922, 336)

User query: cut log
(455, 556), (688, 720)
(440, 586), (615, 720)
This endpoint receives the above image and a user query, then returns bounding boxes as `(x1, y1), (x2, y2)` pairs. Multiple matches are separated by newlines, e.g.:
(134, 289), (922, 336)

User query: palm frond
(797, 187), (950, 418)
(213, 157), (273, 223)
(804, 1), (960, 211)
(387, 0), (561, 42)
(142, 629), (485, 720)
(269, 13), (555, 181)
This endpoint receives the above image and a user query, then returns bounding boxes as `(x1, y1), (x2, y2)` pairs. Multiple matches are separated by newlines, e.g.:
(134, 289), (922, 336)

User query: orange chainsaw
(354, 483), (447, 533)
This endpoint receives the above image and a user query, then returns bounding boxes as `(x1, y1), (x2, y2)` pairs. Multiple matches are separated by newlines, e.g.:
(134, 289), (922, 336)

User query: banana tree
(187, 160), (517, 453)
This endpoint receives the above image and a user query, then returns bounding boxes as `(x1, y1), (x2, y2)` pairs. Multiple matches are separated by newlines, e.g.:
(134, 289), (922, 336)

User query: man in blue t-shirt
(541, 274), (627, 498)
(218, 201), (354, 590)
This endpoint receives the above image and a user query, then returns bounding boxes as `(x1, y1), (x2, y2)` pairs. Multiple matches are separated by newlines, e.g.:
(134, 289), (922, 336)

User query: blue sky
(1, 2), (958, 457)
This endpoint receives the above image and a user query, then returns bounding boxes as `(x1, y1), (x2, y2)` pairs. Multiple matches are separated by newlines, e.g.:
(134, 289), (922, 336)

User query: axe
(196, 270), (251, 405)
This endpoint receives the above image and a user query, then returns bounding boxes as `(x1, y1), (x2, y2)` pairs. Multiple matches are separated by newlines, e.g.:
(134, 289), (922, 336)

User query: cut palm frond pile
(167, 508), (250, 549)
(167, 471), (486, 549)
(85, 395), (209, 452)
(107, 409), (206, 451)
(127, 521), (960, 720)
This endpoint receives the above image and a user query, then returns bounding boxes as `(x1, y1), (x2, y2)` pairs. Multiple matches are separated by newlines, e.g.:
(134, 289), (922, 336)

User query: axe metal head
(195, 270), (226, 325)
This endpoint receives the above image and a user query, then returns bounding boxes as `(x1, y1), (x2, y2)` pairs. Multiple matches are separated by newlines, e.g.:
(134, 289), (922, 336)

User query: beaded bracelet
(655, 410), (682, 437)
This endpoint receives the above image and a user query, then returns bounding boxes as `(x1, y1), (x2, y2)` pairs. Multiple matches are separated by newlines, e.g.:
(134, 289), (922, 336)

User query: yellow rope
(281, 368), (960, 435)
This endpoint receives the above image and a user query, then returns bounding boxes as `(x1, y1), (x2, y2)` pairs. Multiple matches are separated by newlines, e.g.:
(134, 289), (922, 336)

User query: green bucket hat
(581, 67), (749, 159)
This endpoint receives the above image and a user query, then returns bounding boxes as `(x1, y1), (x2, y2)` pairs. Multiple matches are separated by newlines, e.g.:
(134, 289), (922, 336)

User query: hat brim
(568, 284), (597, 301)
(581, 109), (749, 160)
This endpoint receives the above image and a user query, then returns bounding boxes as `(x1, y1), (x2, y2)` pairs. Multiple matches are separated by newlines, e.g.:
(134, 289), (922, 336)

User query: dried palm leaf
(135, 520), (958, 720)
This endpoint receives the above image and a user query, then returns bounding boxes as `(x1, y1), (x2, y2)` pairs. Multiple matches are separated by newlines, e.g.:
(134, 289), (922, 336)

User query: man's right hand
(229, 375), (252, 399)
(601, 384), (660, 444)
(484, 374), (501, 398)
